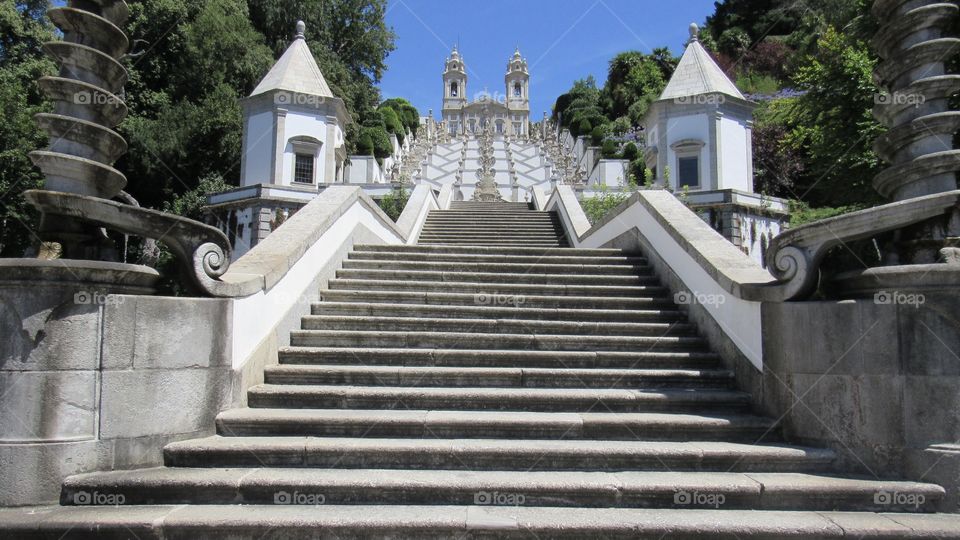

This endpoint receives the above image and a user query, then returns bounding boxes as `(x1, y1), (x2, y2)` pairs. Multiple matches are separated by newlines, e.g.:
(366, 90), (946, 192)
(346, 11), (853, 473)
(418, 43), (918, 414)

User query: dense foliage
(0, 0), (55, 256)
(376, 185), (409, 221)
(0, 0), (400, 257)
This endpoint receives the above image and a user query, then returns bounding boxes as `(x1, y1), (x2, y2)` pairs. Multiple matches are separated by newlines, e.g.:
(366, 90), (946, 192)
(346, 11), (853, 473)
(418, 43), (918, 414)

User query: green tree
(784, 26), (883, 207)
(246, 0), (395, 146)
(119, 0), (274, 211)
(602, 51), (668, 121)
(0, 0), (55, 256)
(380, 97), (420, 133)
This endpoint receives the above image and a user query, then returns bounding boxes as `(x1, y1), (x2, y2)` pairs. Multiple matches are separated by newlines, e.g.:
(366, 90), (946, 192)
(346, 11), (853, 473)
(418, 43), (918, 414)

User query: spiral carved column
(871, 0), (960, 262)
(15, 0), (233, 295)
(31, 0), (130, 260)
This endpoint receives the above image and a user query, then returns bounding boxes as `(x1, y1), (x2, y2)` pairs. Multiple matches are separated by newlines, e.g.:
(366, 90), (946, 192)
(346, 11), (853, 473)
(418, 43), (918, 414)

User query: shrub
(576, 117), (593, 137)
(590, 126), (606, 146)
(621, 142), (639, 161)
(356, 130), (374, 156)
(601, 139), (619, 159)
(377, 186), (410, 221)
(358, 126), (392, 161)
(379, 106), (405, 144)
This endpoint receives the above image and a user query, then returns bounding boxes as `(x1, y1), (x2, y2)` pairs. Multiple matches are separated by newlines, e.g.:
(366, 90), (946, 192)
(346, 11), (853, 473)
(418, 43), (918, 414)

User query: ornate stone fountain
(1, 0), (233, 296)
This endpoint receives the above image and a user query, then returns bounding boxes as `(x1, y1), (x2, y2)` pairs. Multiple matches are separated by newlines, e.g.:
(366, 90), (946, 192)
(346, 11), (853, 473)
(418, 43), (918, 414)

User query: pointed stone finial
(688, 23), (700, 43)
(296, 20), (306, 39)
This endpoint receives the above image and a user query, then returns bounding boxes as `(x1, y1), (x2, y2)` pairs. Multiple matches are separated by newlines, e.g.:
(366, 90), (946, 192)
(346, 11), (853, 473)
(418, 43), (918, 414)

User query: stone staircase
(418, 201), (567, 247)
(6, 203), (958, 538)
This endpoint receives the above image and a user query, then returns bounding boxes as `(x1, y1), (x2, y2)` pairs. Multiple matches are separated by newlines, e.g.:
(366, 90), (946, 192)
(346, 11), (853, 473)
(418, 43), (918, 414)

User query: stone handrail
(213, 186), (405, 297)
(396, 184), (440, 244)
(763, 190), (960, 300)
(25, 190), (232, 295)
(546, 186), (772, 368)
(436, 184), (454, 209)
(531, 186), (549, 210)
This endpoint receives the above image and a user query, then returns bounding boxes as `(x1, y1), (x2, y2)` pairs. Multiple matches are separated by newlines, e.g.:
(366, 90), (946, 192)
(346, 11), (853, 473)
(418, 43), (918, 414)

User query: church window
(294, 153), (314, 184)
(678, 156), (699, 188)
(450, 82), (459, 97)
(513, 82), (522, 97)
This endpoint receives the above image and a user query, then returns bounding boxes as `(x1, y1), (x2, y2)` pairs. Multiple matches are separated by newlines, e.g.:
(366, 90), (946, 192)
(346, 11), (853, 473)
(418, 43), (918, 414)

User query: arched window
(450, 81), (459, 97)
(513, 82), (522, 97)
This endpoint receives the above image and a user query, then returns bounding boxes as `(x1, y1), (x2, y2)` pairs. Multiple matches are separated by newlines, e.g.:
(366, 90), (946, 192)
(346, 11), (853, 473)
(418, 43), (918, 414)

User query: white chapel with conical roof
(643, 23), (757, 192)
(206, 21), (352, 257)
(240, 20), (350, 188)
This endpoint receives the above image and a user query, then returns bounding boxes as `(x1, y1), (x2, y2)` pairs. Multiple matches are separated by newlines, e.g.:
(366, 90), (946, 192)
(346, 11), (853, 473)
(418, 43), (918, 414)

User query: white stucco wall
(280, 111), (329, 186)
(719, 115), (751, 192)
(663, 114), (712, 190)
(241, 110), (275, 186)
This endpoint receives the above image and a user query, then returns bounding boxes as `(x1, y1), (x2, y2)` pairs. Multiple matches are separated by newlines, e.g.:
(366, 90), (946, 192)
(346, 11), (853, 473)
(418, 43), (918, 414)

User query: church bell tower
(505, 48), (530, 136)
(442, 47), (467, 134)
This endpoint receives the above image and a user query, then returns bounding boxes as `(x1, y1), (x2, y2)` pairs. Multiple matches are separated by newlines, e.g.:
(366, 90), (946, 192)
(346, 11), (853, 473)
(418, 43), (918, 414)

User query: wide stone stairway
(418, 201), (568, 247)
(11, 202), (958, 538)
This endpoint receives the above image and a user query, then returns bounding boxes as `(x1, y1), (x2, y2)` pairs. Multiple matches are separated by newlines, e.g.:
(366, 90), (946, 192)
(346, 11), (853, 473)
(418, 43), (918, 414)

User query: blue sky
(379, 0), (718, 118)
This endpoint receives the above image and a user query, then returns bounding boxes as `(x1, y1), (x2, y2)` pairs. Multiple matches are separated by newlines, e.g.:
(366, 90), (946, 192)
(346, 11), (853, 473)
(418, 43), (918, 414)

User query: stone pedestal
(0, 260), (235, 506)
(761, 294), (960, 511)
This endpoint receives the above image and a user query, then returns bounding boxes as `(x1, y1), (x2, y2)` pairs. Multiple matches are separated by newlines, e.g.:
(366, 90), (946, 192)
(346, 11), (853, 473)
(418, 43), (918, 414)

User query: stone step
(263, 365), (734, 388)
(60, 468), (943, 512)
(327, 278), (668, 298)
(310, 301), (686, 323)
(422, 218), (560, 225)
(430, 210), (548, 216)
(299, 315), (697, 336)
(423, 218), (559, 224)
(422, 217), (560, 224)
(420, 240), (566, 248)
(419, 229), (563, 237)
(245, 385), (750, 413)
(278, 347), (722, 370)
(418, 241), (567, 247)
(334, 269), (652, 286)
(446, 208), (535, 212)
(346, 251), (646, 266)
(353, 244), (625, 256)
(425, 212), (559, 217)
(8, 505), (960, 539)
(214, 408), (778, 441)
(421, 226), (561, 233)
(418, 230), (564, 237)
(421, 220), (560, 226)
(318, 289), (677, 309)
(288, 329), (707, 352)
(341, 259), (655, 276)
(416, 233), (565, 241)
(449, 202), (532, 208)
(164, 436), (834, 472)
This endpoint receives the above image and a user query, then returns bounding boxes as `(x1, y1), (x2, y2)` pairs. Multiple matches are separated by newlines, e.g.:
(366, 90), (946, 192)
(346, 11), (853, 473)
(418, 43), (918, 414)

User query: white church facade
(441, 47), (531, 137)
